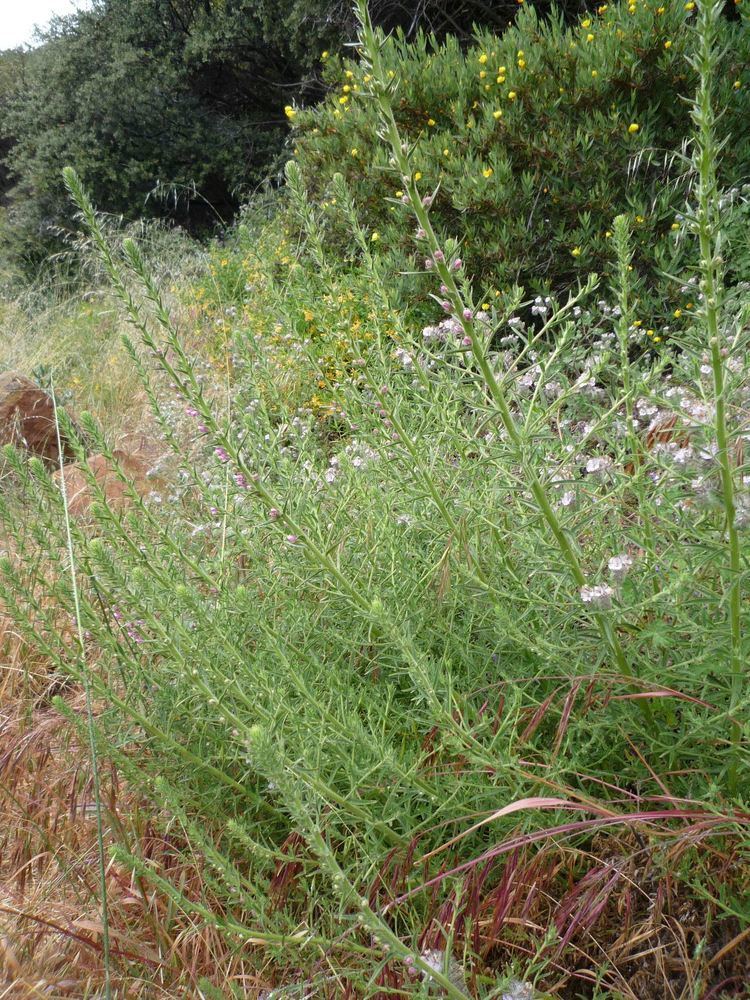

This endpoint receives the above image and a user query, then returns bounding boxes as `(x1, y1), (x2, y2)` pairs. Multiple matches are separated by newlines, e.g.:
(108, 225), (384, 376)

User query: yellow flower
(685, 1), (695, 8)
(605, 230), (612, 237)
(633, 320), (642, 327)
(587, 32), (595, 41)
(653, 336), (662, 343)
(508, 91), (517, 100)
(656, 5), (665, 11)
(635, 215), (645, 223)
(480, 70), (487, 79)
(671, 222), (680, 230)
(482, 302), (490, 309)
(582, 19), (591, 27)
(443, 148), (450, 156)
(518, 58), (526, 68)
(339, 95), (349, 105)
(370, 232), (380, 242)
(345, 70), (354, 79)
(571, 247), (582, 257)
(674, 308), (682, 317)
(664, 40), (672, 48)
(364, 74), (372, 83)
(483, 167), (493, 178)
(414, 171), (422, 180)
(734, 80), (741, 89)
(493, 109), (503, 119)
(628, 122), (640, 133)
(351, 147), (359, 156)
(343, 84), (351, 93)
(646, 329), (654, 337)
(591, 69), (598, 77)
(497, 75), (506, 84)
(427, 117), (436, 126)
(517, 50), (524, 57)
(498, 65), (507, 74)
(284, 105), (296, 119)
(479, 53), (488, 64)
(395, 190), (403, 197)
(321, 50), (329, 59)
(597, 4), (608, 12)
(628, 3), (636, 11)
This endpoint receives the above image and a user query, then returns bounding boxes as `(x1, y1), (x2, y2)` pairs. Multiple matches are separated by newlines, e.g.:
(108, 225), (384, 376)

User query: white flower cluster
(323, 440), (380, 485)
(580, 583), (615, 609)
(608, 552), (634, 581)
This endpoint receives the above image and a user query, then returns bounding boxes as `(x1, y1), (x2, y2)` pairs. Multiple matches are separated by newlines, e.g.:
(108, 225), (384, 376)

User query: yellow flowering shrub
(290, 0), (750, 325)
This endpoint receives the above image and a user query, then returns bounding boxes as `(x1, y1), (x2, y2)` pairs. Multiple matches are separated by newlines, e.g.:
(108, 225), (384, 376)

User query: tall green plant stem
(692, 0), (743, 787)
(51, 385), (112, 999)
(353, 0), (650, 720)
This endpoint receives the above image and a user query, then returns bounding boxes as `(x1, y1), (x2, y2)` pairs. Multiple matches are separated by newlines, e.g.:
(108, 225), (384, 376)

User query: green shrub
(291, 0), (750, 332)
(1, 1), (749, 995)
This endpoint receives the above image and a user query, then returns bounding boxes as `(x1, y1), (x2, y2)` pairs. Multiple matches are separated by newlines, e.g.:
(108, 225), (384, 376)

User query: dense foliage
(0, 0), (572, 274)
(1, 1), (750, 996)
(292, 1), (750, 327)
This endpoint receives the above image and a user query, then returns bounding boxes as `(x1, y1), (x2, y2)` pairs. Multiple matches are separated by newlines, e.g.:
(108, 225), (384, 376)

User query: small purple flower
(186, 406), (199, 417)
(422, 194), (433, 207)
(215, 447), (230, 463)
(461, 336), (472, 347)
(269, 508), (281, 520)
(462, 308), (474, 321)
(452, 258), (463, 271)
(234, 473), (249, 488)
(433, 249), (445, 262)
(424, 258), (434, 270)
(197, 424), (209, 434)
(441, 300), (453, 312)
(285, 534), (299, 544)
(415, 228), (426, 239)
(113, 607), (123, 622)
(209, 506), (219, 515)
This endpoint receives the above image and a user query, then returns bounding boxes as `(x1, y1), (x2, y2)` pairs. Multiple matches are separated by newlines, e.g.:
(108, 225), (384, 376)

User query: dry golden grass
(0, 611), (275, 998)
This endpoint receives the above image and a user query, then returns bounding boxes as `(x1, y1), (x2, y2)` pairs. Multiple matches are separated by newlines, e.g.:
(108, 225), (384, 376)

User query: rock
(54, 451), (156, 518)
(0, 371), (73, 465)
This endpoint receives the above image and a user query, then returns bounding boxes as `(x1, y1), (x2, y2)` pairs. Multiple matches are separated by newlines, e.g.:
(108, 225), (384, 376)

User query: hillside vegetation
(1, 0), (749, 997)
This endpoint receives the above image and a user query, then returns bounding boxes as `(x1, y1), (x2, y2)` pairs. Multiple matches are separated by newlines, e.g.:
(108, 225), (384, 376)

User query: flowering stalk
(690, 0), (743, 788)
(612, 215), (659, 594)
(353, 0), (650, 718)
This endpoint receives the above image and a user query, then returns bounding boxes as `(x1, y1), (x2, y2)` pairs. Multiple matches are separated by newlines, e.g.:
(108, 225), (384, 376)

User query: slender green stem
(51, 380), (112, 999)
(692, 0), (743, 791)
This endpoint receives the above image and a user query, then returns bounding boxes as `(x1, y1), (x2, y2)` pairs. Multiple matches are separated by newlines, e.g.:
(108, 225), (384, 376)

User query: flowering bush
(291, 0), (750, 334)
(2, 2), (749, 997)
